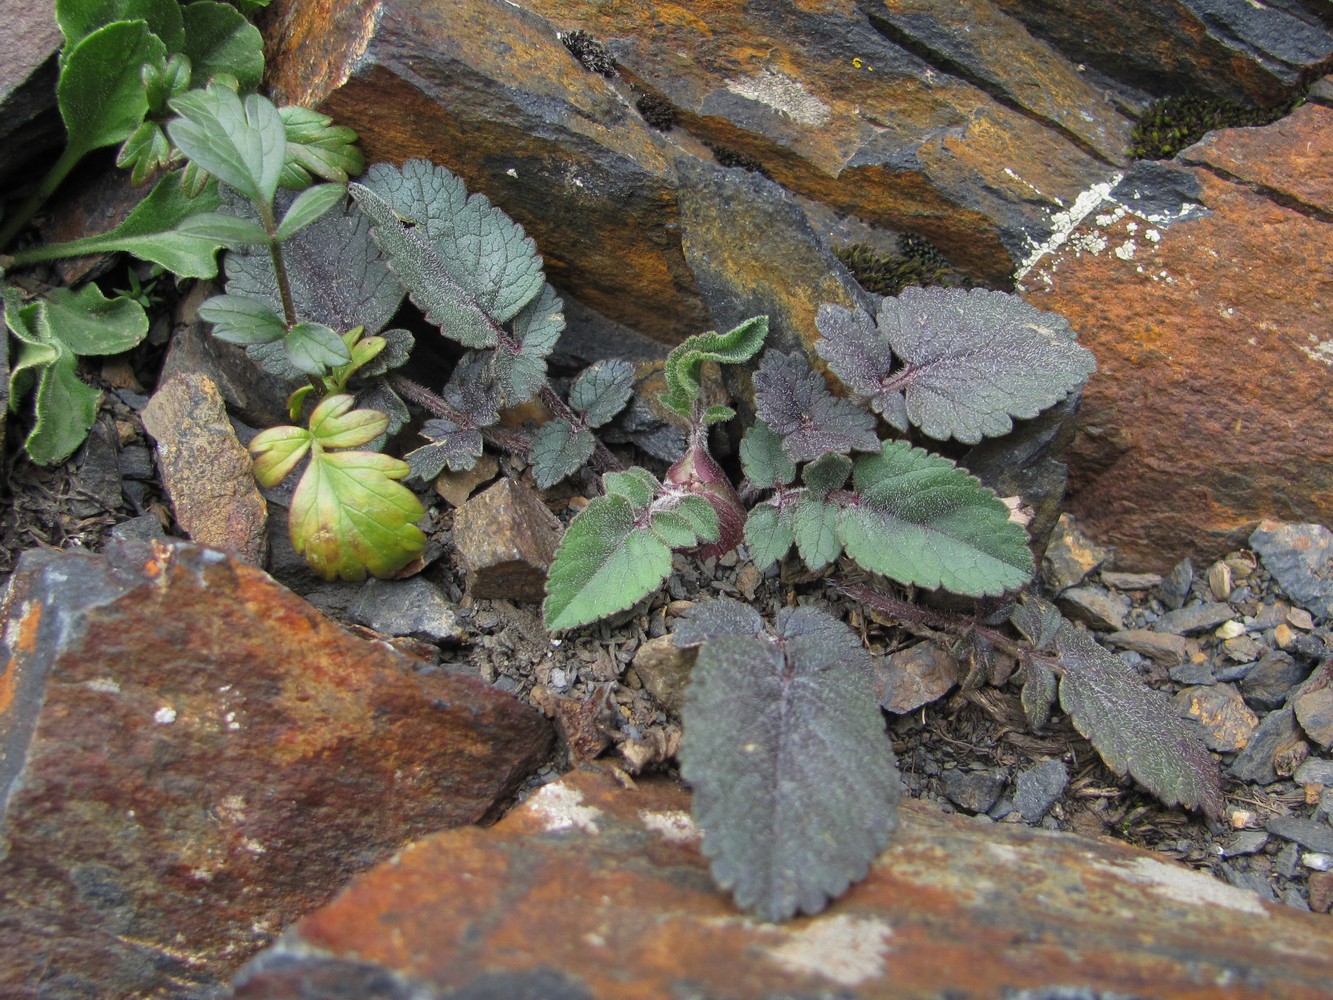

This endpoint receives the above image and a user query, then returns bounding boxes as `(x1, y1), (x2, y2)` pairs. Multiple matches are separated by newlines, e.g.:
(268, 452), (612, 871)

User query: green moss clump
(1129, 95), (1296, 160)
(835, 238), (950, 297)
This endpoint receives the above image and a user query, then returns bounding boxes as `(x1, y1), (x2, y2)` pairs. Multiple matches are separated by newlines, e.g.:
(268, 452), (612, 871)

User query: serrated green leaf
(59, 21), (167, 161)
(284, 322), (352, 375)
(569, 359), (634, 429)
(793, 494), (841, 571)
(649, 495), (719, 550)
(802, 452), (852, 498)
(529, 420), (596, 490)
(198, 293), (286, 345)
(276, 182), (346, 241)
(679, 604), (899, 922)
(669, 494), (720, 544)
(249, 424), (311, 486)
(821, 288), (1096, 444)
(56, 0), (184, 57)
(544, 494), (673, 631)
(349, 181), (500, 349)
(358, 159), (544, 323)
(43, 284), (149, 356)
(1053, 616), (1223, 818)
(603, 466), (660, 510)
(180, 1), (263, 92)
(744, 502), (795, 571)
(739, 419), (795, 490)
(21, 349), (102, 466)
(495, 283), (562, 404)
(650, 509), (703, 549)
(179, 210), (270, 247)
(754, 350), (878, 463)
(661, 315), (769, 417)
(837, 440), (1033, 595)
(287, 446), (426, 581)
(169, 85), (286, 208)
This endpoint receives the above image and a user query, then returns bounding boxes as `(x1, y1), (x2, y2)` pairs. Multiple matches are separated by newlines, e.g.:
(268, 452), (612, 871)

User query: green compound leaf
(529, 419), (596, 490)
(180, 1), (264, 92)
(817, 289), (1096, 445)
(569, 358), (635, 429)
(603, 466), (660, 509)
(660, 315), (768, 418)
(649, 495), (720, 550)
(837, 441), (1033, 595)
(168, 85), (286, 209)
(59, 20), (167, 162)
(739, 419), (795, 491)
(678, 601), (900, 922)
(744, 501), (795, 571)
(754, 350), (878, 464)
(544, 492), (674, 631)
(278, 105), (365, 189)
(359, 159), (545, 323)
(251, 394), (425, 581)
(1039, 605), (1223, 819)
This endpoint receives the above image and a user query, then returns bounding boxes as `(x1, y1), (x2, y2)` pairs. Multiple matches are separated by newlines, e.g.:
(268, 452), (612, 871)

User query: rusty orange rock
(232, 767), (1333, 999)
(0, 541), (552, 998)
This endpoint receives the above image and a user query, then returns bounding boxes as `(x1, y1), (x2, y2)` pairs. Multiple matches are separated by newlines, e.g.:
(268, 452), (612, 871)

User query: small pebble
(1215, 620), (1247, 640)
(1305, 853), (1333, 872)
(1230, 809), (1258, 829)
(1288, 608), (1315, 631)
(1207, 561), (1232, 602)
(1221, 830), (1268, 857)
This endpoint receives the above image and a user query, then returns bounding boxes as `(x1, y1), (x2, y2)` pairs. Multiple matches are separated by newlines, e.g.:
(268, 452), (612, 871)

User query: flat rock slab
(0, 541), (552, 999)
(233, 768), (1333, 999)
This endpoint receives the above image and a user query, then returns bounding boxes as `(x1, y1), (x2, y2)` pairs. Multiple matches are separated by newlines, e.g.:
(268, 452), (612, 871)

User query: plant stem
(259, 202), (299, 329)
(390, 375), (532, 456)
(538, 383), (622, 473)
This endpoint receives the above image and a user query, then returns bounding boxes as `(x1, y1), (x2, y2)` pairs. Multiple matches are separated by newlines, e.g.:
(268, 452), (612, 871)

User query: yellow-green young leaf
(248, 425), (311, 487)
(306, 393), (388, 449)
(543, 494), (673, 631)
(289, 447), (425, 581)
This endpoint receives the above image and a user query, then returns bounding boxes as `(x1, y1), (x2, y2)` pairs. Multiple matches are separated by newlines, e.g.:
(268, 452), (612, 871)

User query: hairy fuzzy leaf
(169, 85), (286, 209)
(42, 285), (149, 357)
(569, 359), (635, 429)
(180, 1), (263, 92)
(740, 419), (796, 491)
(1009, 594), (1065, 652)
(837, 441), (1033, 595)
(801, 452), (852, 498)
(793, 494), (840, 571)
(23, 349), (102, 467)
(9, 173), (224, 277)
(853, 288), (1095, 444)
(1052, 613), (1224, 818)
(679, 604), (899, 922)
(530, 420), (596, 490)
(441, 354), (501, 428)
(666, 494), (720, 544)
(359, 159), (544, 323)
(754, 350), (878, 463)
(495, 283), (563, 404)
(603, 467), (660, 509)
(744, 501), (796, 571)
(405, 418), (483, 480)
(672, 595), (764, 646)
(59, 21), (167, 161)
(543, 494), (673, 631)
(660, 315), (769, 418)
(812, 302), (895, 398)
(1019, 657), (1059, 730)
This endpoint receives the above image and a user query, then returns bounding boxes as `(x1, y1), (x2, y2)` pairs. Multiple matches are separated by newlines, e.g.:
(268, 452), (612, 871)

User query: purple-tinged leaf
(404, 418), (483, 480)
(673, 595), (765, 646)
(814, 303), (895, 398)
(679, 604), (899, 922)
(569, 358), (635, 428)
(753, 350), (878, 464)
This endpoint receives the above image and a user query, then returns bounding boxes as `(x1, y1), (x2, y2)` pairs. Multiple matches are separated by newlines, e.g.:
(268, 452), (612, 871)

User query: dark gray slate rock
(1229, 707), (1305, 785)
(1157, 558), (1195, 611)
(941, 767), (1007, 814)
(1267, 816), (1333, 855)
(349, 577), (466, 645)
(1015, 758), (1068, 823)
(1251, 521), (1333, 623)
(0, 0), (62, 186)
(1153, 601), (1233, 635)
(1241, 650), (1312, 711)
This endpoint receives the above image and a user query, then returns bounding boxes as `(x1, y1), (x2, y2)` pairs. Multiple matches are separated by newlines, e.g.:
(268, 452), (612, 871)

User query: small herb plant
(542, 281), (1223, 922)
